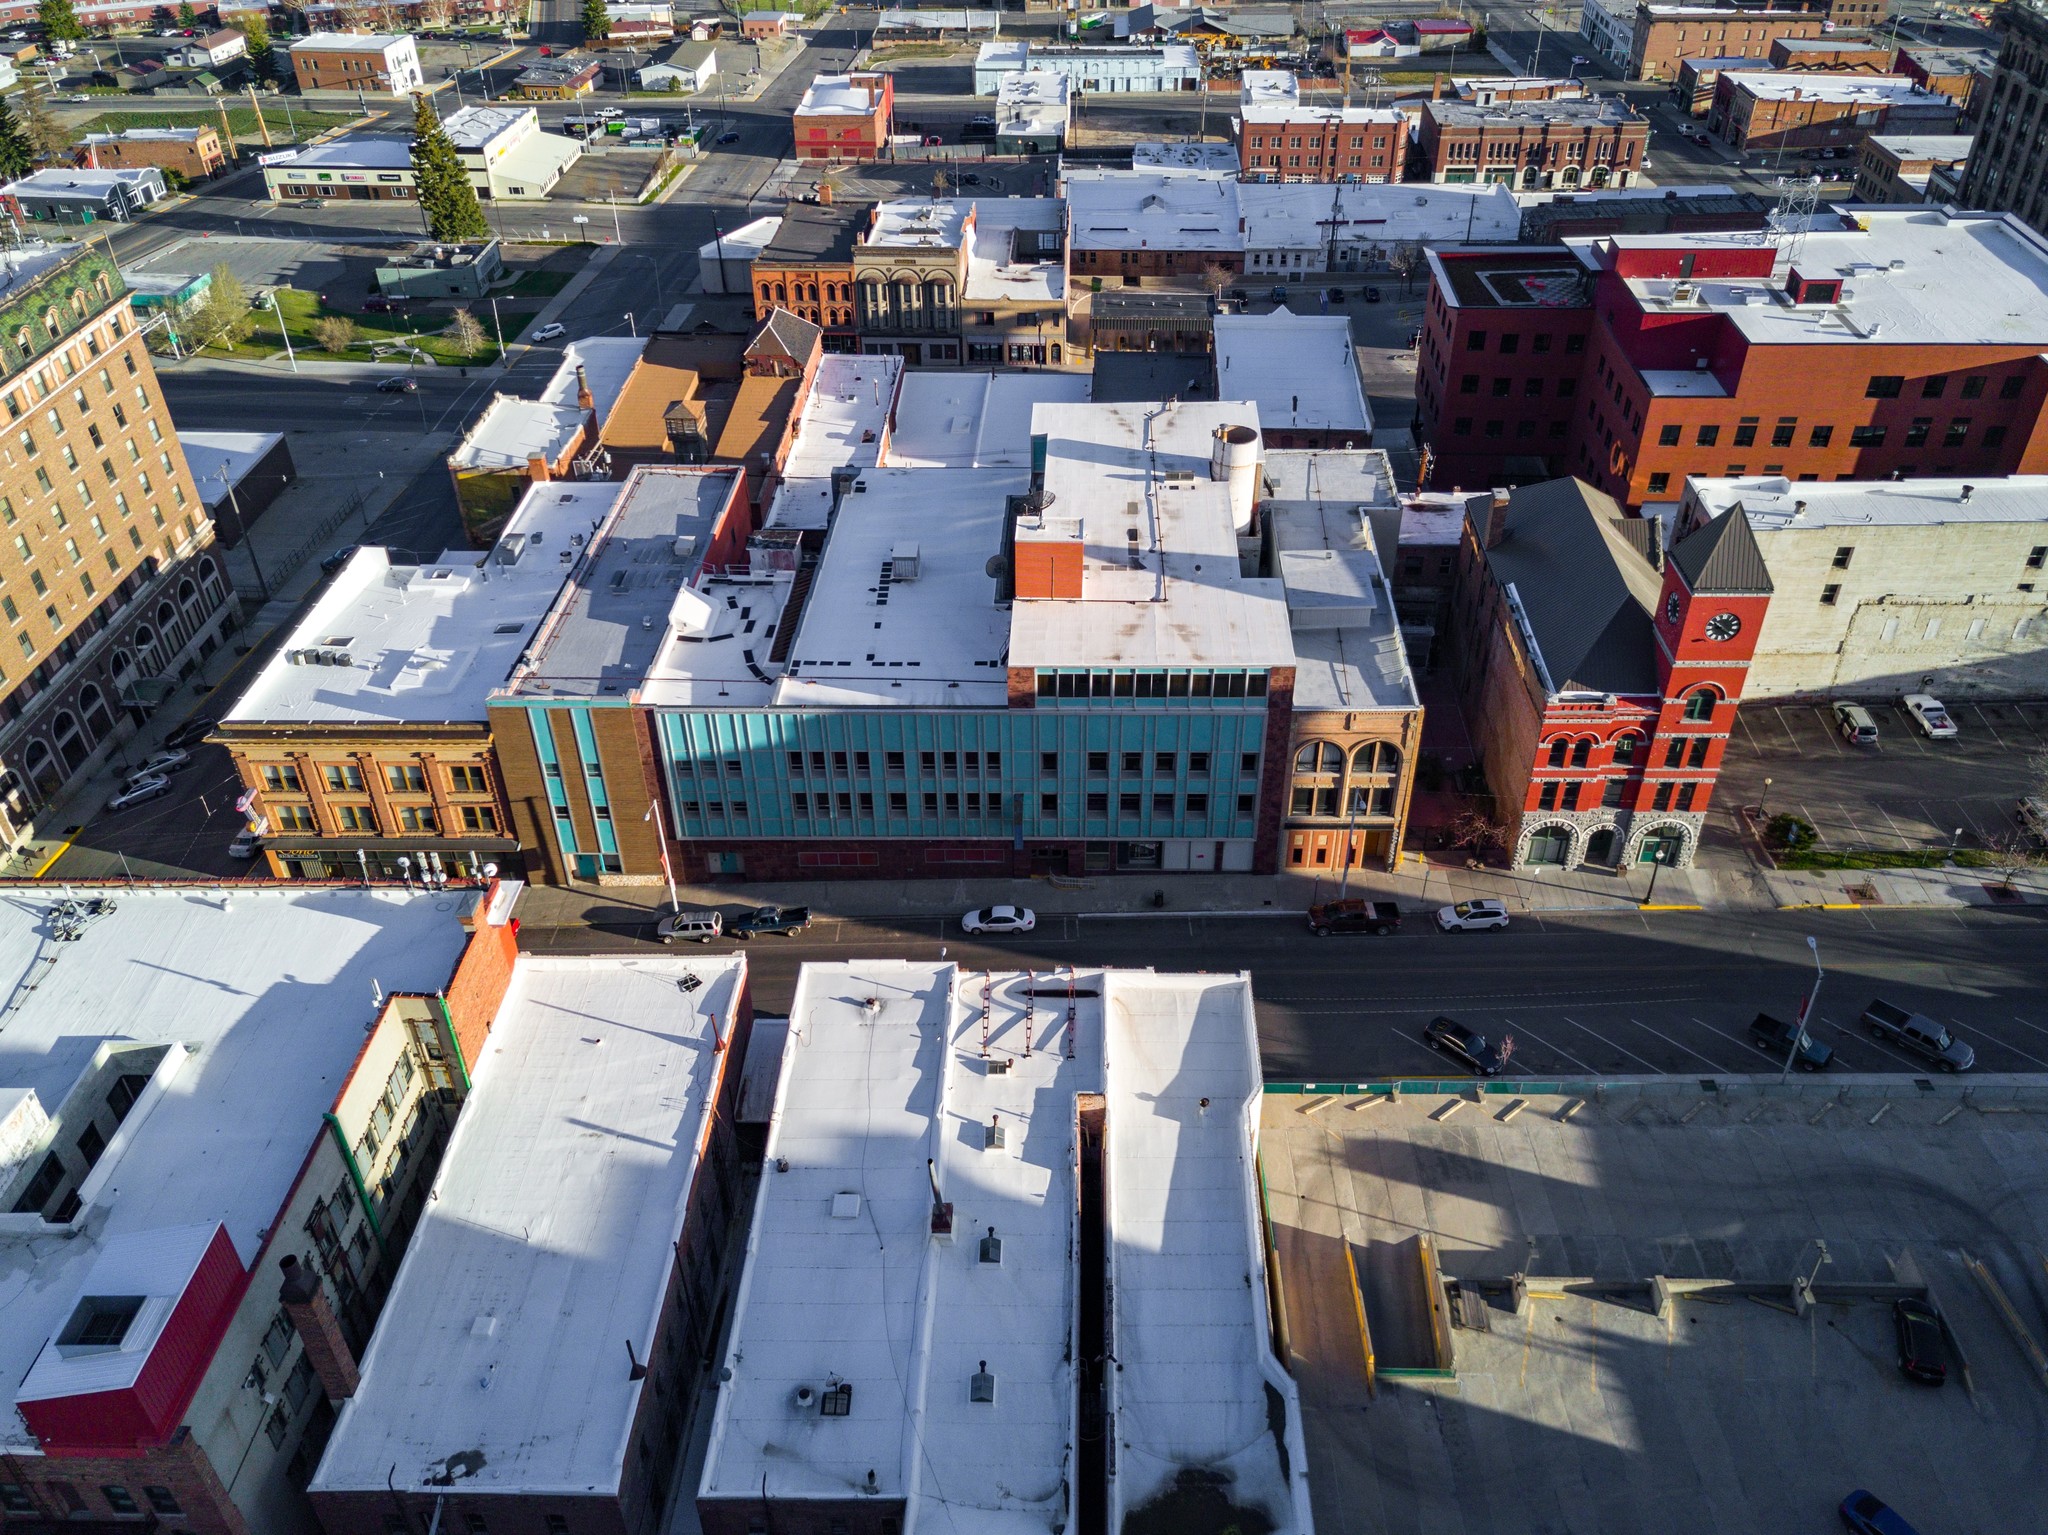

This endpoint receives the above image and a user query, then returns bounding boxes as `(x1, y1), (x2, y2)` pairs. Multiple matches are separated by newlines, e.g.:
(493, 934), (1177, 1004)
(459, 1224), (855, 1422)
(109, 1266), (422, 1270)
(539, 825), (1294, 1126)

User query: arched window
(1290, 742), (1341, 818)
(79, 683), (111, 739)
(1546, 737), (1568, 768)
(23, 739), (57, 796)
(1294, 742), (1341, 775)
(1683, 689), (1718, 722)
(1346, 741), (1401, 817)
(52, 710), (86, 772)
(1611, 732), (1640, 764)
(1570, 738), (1591, 768)
(176, 577), (199, 611)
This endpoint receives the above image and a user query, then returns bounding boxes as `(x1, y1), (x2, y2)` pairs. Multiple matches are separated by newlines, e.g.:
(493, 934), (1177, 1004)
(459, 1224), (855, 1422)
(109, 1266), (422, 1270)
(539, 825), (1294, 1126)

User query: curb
(1637, 903), (1703, 912)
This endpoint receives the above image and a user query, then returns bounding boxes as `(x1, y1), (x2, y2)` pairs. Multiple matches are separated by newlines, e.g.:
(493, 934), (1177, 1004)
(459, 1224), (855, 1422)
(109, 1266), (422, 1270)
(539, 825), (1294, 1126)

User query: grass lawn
(78, 105), (362, 143)
(188, 288), (527, 367)
(1775, 846), (2020, 871)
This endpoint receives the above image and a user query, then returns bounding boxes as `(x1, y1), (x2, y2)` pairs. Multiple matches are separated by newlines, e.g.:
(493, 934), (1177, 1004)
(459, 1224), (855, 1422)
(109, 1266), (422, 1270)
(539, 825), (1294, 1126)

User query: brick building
(1766, 33), (1897, 70)
(1415, 211), (2048, 509)
(0, 886), (516, 1535)
(1893, 42), (1994, 117)
(78, 125), (227, 180)
(309, 953), (752, 1535)
(1708, 71), (1958, 153)
(287, 33), (424, 96)
(0, 244), (236, 859)
(1418, 94), (1650, 188)
(750, 197), (866, 348)
(1453, 476), (1773, 869)
(792, 70), (894, 161)
(1064, 168), (1244, 280)
(1853, 131), (1971, 203)
(1960, 0), (2048, 236)
(1627, 4), (1829, 82)
(1233, 69), (1404, 183)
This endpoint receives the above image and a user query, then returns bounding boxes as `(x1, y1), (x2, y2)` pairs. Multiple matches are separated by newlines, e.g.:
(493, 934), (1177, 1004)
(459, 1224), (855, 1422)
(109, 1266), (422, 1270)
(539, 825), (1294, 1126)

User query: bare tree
(1386, 239), (1424, 294)
(311, 314), (359, 353)
(1447, 806), (1509, 861)
(1200, 261), (1236, 301)
(443, 306), (486, 355)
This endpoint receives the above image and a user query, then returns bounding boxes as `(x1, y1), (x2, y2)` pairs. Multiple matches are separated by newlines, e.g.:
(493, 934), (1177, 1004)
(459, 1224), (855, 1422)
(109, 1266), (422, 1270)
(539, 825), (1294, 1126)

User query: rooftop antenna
(1767, 175), (1821, 274)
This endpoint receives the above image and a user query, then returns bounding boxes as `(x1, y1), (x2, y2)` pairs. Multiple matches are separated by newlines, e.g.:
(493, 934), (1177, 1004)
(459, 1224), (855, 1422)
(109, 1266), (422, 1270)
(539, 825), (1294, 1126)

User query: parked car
(728, 904), (811, 938)
(228, 827), (263, 860)
(1892, 1296), (1947, 1385)
(1749, 1011), (1832, 1070)
(361, 294), (411, 313)
(1901, 692), (1958, 739)
(1861, 998), (1974, 1071)
(376, 376), (416, 394)
(593, 105), (624, 119)
(717, 130), (741, 144)
(921, 133), (943, 145)
(1362, 285), (1382, 303)
(133, 748), (192, 778)
(2019, 794), (2048, 848)
(656, 908), (723, 943)
(1422, 1014), (1502, 1075)
(108, 773), (171, 812)
(163, 717), (218, 751)
(962, 905), (1036, 935)
(1835, 701), (1880, 745)
(1435, 899), (1510, 933)
(1308, 898), (1401, 936)
(530, 321), (566, 342)
(319, 547), (357, 577)
(1839, 1490), (1923, 1535)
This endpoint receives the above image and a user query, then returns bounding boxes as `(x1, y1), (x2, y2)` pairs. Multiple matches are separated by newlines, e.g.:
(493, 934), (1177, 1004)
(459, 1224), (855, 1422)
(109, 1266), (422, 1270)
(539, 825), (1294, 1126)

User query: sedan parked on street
(962, 905), (1036, 935)
(530, 322), (567, 342)
(1892, 1297), (1947, 1385)
(1422, 1015), (1502, 1075)
(1901, 692), (1958, 739)
(1435, 899), (1510, 933)
(163, 717), (219, 751)
(108, 773), (172, 812)
(132, 748), (191, 778)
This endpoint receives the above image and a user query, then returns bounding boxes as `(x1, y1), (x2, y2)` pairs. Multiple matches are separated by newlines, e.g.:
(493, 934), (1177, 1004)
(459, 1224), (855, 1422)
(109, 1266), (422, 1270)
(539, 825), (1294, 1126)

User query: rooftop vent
(979, 1227), (1003, 1264)
(970, 1362), (996, 1404)
(983, 1116), (1006, 1150)
(890, 542), (922, 581)
(831, 1191), (862, 1219)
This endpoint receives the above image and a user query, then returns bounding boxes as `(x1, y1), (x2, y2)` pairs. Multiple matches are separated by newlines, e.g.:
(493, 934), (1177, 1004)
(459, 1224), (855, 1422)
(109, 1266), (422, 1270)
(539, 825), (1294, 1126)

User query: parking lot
(1721, 696), (2048, 855)
(1264, 1085), (2048, 1535)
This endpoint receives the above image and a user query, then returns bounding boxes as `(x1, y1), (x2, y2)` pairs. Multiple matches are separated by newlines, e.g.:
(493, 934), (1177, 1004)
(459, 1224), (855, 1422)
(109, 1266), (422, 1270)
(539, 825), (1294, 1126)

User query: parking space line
(1809, 705), (1850, 756)
(1689, 1016), (1774, 1062)
(1559, 1015), (1662, 1072)
(1625, 1016), (1735, 1071)
(1971, 704), (2008, 750)
(1886, 707), (1929, 753)
(1945, 1017), (2048, 1070)
(1796, 801), (1831, 844)
(1816, 1013), (1923, 1071)
(1872, 802), (1915, 845)
(1399, 1031), (1455, 1069)
(2010, 1015), (2048, 1045)
(1771, 707), (1806, 754)
(1500, 1017), (1597, 1075)
(1736, 710), (1770, 755)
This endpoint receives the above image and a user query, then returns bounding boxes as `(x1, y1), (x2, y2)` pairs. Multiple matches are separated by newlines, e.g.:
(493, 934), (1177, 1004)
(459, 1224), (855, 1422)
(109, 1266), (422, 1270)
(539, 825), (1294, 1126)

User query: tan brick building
(288, 32), (424, 96)
(1628, 4), (1828, 82)
(1709, 70), (1958, 153)
(78, 125), (227, 180)
(0, 244), (235, 856)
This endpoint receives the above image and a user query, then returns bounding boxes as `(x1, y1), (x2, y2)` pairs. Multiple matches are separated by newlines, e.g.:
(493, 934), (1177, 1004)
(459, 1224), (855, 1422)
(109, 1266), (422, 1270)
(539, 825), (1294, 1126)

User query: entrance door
(1525, 827), (1570, 866)
(1638, 830), (1683, 864)
(1585, 827), (1616, 866)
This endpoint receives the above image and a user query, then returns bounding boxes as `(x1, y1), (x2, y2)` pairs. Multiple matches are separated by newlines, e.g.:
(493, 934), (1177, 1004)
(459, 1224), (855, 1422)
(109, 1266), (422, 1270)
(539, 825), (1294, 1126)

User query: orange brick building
(792, 71), (894, 161)
(750, 198), (866, 348)
(1628, 4), (1828, 82)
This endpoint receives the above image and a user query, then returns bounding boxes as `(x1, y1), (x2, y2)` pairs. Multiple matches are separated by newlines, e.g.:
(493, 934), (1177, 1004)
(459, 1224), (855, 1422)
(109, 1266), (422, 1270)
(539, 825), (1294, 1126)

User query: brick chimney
(527, 452), (551, 483)
(818, 180), (835, 205)
(1432, 73), (1445, 100)
(279, 1255), (359, 1402)
(575, 364), (594, 413)
(1473, 488), (1511, 549)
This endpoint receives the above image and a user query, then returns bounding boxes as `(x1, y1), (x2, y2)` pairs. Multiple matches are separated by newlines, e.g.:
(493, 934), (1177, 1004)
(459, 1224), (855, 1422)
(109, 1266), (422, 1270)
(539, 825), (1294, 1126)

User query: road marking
(2009, 1015), (2048, 1047)
(1945, 1016), (2048, 1070)
(28, 839), (72, 879)
(1500, 1016), (1597, 1075)
(1624, 1016), (1733, 1071)
(1559, 1015), (1662, 1072)
(1971, 703), (2008, 749)
(1817, 1013), (1923, 1071)
(1769, 706), (1804, 754)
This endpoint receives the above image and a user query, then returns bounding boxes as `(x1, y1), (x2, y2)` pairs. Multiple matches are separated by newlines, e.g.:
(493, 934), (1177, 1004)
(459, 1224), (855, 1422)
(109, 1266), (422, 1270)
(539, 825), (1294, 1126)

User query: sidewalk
(1760, 862), (2048, 911)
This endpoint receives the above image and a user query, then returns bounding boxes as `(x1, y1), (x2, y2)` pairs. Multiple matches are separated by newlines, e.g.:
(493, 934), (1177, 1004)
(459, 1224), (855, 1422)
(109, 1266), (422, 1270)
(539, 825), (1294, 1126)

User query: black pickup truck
(1307, 899), (1402, 936)
(1750, 1011), (1834, 1070)
(728, 905), (812, 939)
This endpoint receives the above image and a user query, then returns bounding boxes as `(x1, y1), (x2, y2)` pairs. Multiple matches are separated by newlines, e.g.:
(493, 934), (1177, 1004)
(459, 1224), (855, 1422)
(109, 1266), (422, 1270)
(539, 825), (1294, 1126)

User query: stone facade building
(1959, 0), (2048, 237)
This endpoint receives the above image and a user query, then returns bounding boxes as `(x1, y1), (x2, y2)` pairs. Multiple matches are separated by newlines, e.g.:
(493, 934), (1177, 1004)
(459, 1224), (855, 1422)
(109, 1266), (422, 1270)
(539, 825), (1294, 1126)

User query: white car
(962, 904), (1036, 935)
(108, 773), (171, 812)
(133, 748), (191, 778)
(228, 828), (263, 860)
(530, 322), (566, 342)
(1902, 692), (1958, 739)
(1435, 899), (1510, 933)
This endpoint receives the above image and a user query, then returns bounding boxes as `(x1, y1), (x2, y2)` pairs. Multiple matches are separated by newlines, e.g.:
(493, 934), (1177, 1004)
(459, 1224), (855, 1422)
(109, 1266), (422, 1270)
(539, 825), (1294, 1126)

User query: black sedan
(1892, 1297), (1946, 1385)
(1422, 1015), (1503, 1076)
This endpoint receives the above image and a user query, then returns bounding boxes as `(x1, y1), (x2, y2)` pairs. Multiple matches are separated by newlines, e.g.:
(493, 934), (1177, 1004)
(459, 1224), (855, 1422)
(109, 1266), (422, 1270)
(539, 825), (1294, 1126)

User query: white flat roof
(292, 30), (412, 48)
(1575, 209), (2048, 348)
(1864, 132), (1973, 160)
(0, 888), (471, 1454)
(797, 72), (885, 115)
(965, 203), (1064, 302)
(226, 484), (605, 726)
(1240, 67), (1300, 107)
(695, 213), (781, 263)
(699, 963), (1307, 1535)
(1240, 180), (1521, 250)
(1240, 101), (1404, 126)
(976, 38), (1031, 68)
(312, 953), (745, 1498)
(776, 465), (1024, 708)
(1131, 140), (1241, 173)
(1215, 311), (1371, 437)
(178, 429), (280, 509)
(865, 196), (970, 249)
(449, 337), (645, 472)
(1724, 70), (1948, 104)
(441, 103), (531, 150)
(1685, 473), (2048, 530)
(1064, 167), (1242, 254)
(1010, 399), (1296, 669)
(997, 68), (1070, 106)
(763, 354), (903, 531)
(888, 371), (1090, 468)
(270, 135), (414, 172)
(1265, 465), (1418, 714)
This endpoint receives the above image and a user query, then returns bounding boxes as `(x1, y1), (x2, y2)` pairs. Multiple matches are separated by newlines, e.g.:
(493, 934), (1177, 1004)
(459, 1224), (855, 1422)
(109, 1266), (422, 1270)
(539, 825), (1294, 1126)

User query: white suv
(1435, 899), (1510, 933)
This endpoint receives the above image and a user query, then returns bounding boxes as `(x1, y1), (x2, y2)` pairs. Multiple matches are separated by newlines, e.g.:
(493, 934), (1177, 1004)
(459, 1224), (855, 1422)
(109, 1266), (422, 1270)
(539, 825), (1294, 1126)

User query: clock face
(1665, 593), (1682, 625)
(1704, 611), (1742, 642)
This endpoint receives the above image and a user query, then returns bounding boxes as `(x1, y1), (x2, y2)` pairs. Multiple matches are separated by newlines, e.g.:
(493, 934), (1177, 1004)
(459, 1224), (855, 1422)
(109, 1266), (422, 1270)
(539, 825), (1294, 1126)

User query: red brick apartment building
(1453, 477), (1773, 869)
(1416, 210), (2048, 506)
(1236, 104), (1405, 183)
(1708, 71), (1958, 152)
(792, 71), (894, 161)
(1418, 95), (1650, 188)
(1629, 4), (1829, 81)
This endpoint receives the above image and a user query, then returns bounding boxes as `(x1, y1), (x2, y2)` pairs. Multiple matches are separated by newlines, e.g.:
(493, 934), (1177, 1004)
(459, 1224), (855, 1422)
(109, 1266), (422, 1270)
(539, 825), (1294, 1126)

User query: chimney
(1479, 488), (1511, 549)
(278, 1255), (359, 1401)
(1432, 73), (1445, 100)
(527, 452), (551, 484)
(575, 364), (594, 414)
(1960, 484), (1974, 502)
(818, 180), (835, 205)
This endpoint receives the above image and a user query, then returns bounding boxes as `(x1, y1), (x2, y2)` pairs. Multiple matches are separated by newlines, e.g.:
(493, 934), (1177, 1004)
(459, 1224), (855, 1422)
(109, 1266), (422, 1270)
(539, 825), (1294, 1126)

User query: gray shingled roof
(1671, 503), (1774, 595)
(747, 307), (823, 363)
(1479, 478), (1665, 696)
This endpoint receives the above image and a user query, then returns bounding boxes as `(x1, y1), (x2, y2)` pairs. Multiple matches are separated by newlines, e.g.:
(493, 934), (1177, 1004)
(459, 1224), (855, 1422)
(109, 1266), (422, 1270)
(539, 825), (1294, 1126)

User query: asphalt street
(510, 901), (2048, 1082)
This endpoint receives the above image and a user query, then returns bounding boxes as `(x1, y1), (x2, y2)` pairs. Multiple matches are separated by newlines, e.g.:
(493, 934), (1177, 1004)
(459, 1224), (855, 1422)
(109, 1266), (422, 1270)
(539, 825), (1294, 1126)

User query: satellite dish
(985, 554), (1007, 579)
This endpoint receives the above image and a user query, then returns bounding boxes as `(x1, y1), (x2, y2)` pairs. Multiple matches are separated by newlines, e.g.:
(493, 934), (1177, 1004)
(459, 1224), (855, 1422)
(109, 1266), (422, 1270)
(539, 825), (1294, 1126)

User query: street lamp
(571, 213), (591, 243)
(643, 797), (679, 914)
(267, 289), (297, 374)
(1781, 935), (1823, 1083)
(1641, 838), (1671, 904)
(1759, 775), (1773, 820)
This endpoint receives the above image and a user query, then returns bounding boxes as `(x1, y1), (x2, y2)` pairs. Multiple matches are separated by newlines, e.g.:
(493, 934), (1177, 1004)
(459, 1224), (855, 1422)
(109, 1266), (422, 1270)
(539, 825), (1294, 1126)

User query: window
(1677, 784), (1698, 811)
(1865, 374), (1903, 398)
(1820, 583), (1840, 606)
(1831, 546), (1854, 569)
(261, 764), (301, 793)
(1904, 418), (1931, 448)
(1538, 782), (1558, 810)
(1683, 691), (1716, 722)
(1646, 472), (1670, 495)
(101, 1487), (137, 1515)
(273, 805), (315, 833)
(1602, 780), (1625, 809)
(1771, 418), (1796, 448)
(1922, 375), (1947, 398)
(546, 1520), (569, 1535)
(1120, 792), (1140, 816)
(1497, 333), (1519, 354)
(1653, 783), (1674, 811)
(1154, 751), (1175, 774)
(1087, 750), (1108, 773)
(1944, 418), (1971, 447)
(1612, 734), (1638, 764)
(1086, 792), (1108, 815)
(1733, 418), (1758, 447)
(1040, 751), (1058, 773)
(1570, 739), (1591, 768)
(465, 1514), (489, 1533)
(1656, 424), (1680, 447)
(1546, 738), (1567, 768)
(1986, 425), (2008, 449)
(1467, 329), (1487, 351)
(1188, 751), (1210, 774)
(1695, 424), (1719, 447)
(2001, 374), (2026, 400)
(0, 1486), (35, 1515)
(1809, 425), (1834, 447)
(1490, 377), (1510, 397)
(886, 750), (905, 773)
(448, 765), (488, 794)
(460, 806), (496, 832)
(1152, 793), (1174, 816)
(1459, 373), (1479, 394)
(1688, 738), (1710, 768)
(1039, 792), (1058, 816)
(324, 763), (364, 792)
(336, 805), (377, 831)
(1961, 374), (1987, 399)
(1849, 425), (1886, 447)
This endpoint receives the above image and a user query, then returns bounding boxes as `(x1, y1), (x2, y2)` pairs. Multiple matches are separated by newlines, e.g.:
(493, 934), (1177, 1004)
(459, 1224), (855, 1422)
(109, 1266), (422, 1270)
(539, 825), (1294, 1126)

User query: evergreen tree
(37, 0), (85, 41)
(176, 1), (197, 26)
(0, 98), (34, 182)
(234, 14), (274, 79)
(581, 0), (610, 41)
(408, 94), (490, 243)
